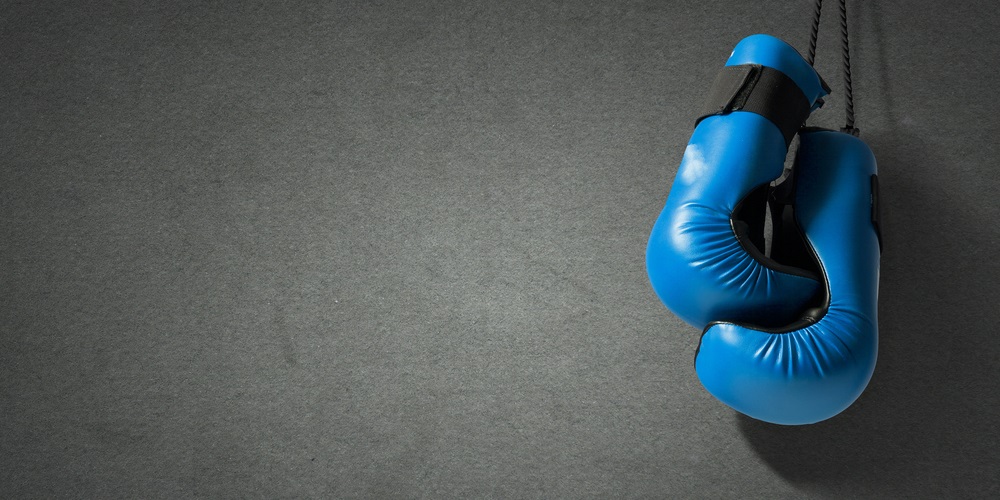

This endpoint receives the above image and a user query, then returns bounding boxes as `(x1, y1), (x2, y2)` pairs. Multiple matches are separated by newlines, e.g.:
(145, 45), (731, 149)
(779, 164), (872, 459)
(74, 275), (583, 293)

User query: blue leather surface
(695, 130), (880, 425)
(646, 35), (828, 329)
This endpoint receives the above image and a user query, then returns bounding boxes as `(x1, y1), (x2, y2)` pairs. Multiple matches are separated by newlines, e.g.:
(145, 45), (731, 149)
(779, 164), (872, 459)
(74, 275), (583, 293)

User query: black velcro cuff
(696, 64), (812, 147)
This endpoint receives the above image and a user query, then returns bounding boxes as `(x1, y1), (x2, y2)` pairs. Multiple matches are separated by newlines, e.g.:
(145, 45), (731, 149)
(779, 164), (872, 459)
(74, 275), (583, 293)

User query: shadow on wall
(737, 129), (1000, 497)
(740, 3), (999, 495)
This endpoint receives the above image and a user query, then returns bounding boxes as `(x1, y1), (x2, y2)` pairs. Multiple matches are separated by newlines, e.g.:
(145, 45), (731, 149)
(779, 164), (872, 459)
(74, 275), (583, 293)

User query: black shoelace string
(806, 0), (858, 135)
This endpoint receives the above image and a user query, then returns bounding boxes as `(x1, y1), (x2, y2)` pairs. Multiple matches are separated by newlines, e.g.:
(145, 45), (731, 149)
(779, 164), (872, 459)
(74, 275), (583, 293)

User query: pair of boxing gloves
(646, 34), (882, 425)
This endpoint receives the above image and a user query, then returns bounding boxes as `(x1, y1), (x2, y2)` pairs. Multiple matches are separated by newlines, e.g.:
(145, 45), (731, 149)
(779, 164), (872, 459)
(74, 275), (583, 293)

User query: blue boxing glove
(695, 128), (881, 425)
(646, 35), (830, 329)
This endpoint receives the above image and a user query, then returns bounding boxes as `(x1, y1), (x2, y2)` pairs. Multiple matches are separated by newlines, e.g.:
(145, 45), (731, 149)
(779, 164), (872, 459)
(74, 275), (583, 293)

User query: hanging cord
(838, 0), (858, 135)
(806, 0), (823, 66)
(804, 0), (859, 135)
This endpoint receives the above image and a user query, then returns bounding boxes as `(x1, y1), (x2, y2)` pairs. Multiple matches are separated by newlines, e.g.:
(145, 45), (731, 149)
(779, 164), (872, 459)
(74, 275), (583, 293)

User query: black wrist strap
(696, 64), (813, 147)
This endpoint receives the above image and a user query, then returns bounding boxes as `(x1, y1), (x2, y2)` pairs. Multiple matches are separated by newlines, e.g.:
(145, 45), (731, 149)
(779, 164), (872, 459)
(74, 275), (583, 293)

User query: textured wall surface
(3, 1), (998, 497)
